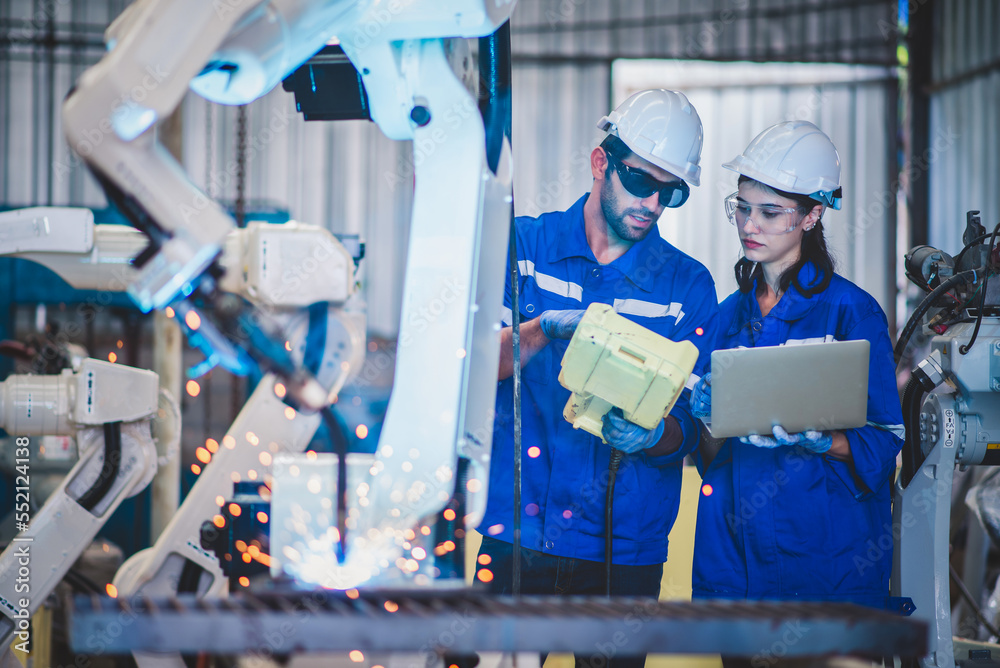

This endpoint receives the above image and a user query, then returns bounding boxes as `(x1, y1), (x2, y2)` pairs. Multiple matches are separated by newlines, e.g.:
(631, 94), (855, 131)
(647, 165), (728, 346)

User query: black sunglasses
(606, 152), (690, 208)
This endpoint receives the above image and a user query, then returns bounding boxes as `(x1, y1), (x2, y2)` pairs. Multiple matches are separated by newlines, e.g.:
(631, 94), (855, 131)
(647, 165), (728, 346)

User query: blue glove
(538, 309), (586, 340)
(740, 425), (833, 453)
(601, 408), (666, 454)
(690, 372), (711, 420)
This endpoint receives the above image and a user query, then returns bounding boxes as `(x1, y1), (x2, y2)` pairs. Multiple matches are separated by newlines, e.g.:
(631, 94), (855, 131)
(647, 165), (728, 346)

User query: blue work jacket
(481, 194), (720, 566)
(692, 262), (903, 608)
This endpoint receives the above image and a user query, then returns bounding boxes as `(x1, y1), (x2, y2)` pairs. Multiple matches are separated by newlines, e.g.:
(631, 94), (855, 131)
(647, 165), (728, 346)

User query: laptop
(707, 339), (870, 439)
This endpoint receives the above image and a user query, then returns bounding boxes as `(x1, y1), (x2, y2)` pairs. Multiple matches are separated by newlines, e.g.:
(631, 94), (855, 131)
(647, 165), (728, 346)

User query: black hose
(899, 376), (928, 489)
(62, 567), (103, 594)
(178, 559), (204, 594)
(949, 562), (1000, 639)
(954, 232), (993, 270)
(77, 421), (122, 512)
(894, 270), (976, 366)
(959, 221), (1000, 355)
(605, 450), (624, 597)
(320, 405), (349, 565)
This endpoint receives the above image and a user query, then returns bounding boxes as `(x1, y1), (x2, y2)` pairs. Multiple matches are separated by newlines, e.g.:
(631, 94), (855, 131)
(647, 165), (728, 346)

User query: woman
(689, 121), (903, 625)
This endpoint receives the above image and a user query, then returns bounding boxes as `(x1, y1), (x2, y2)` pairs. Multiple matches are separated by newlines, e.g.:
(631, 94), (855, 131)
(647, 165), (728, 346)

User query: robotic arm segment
(0, 361), (160, 646)
(0, 359), (158, 436)
(217, 222), (357, 307)
(0, 208), (94, 255)
(274, 36), (512, 588)
(112, 302), (363, 597)
(189, 0), (513, 108)
(62, 0), (270, 312)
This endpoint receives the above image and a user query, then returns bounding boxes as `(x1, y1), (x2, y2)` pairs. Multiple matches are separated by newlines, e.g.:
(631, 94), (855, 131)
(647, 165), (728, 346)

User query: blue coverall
(478, 194), (719, 668)
(692, 262), (904, 609)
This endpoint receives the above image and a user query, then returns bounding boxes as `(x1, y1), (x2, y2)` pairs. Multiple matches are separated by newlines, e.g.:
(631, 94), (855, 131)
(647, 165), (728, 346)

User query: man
(477, 90), (720, 668)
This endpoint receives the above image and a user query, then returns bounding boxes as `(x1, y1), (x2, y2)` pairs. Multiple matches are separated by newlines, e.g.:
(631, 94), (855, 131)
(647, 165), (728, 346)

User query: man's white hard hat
(597, 89), (704, 186)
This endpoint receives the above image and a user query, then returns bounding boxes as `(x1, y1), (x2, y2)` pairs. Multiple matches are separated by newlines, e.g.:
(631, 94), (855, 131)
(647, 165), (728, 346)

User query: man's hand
(690, 372), (711, 420)
(740, 424), (833, 453)
(538, 309), (586, 340)
(601, 408), (666, 454)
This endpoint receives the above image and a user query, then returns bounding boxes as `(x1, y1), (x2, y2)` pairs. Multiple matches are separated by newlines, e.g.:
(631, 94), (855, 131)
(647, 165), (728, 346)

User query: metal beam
(71, 591), (927, 658)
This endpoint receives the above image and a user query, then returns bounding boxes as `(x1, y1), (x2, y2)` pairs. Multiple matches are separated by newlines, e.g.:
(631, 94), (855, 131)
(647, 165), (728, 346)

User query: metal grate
(71, 590), (926, 657)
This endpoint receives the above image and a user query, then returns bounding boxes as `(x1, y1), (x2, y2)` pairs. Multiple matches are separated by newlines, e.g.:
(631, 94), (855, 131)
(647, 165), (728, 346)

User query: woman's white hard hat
(723, 120), (842, 210)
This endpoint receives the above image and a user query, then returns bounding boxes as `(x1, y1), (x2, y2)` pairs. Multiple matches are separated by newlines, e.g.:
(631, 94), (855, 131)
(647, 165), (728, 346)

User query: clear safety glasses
(724, 192), (803, 235)
(607, 153), (690, 208)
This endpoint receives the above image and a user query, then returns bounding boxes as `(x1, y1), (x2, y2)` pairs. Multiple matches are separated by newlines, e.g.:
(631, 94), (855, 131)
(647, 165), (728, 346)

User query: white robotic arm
(0, 204), (367, 667)
(0, 208), (357, 311)
(0, 359), (161, 646)
(62, 0), (515, 594)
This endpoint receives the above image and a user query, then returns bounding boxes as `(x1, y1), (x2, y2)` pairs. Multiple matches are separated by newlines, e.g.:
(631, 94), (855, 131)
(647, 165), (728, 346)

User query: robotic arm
(0, 359), (161, 646)
(63, 0), (516, 593)
(894, 211), (1000, 667)
(0, 205), (366, 668)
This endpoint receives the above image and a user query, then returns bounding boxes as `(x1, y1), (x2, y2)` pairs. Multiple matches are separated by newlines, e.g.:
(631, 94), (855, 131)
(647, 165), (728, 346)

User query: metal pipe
(478, 20), (517, 594)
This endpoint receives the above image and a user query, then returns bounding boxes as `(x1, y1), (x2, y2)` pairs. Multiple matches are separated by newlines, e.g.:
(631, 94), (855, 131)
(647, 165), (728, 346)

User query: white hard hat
(597, 89), (704, 186)
(722, 120), (842, 210)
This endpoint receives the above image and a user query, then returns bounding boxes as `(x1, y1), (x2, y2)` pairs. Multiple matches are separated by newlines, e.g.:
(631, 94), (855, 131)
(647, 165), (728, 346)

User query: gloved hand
(690, 372), (711, 420)
(601, 407), (666, 454)
(740, 424), (833, 453)
(538, 309), (586, 340)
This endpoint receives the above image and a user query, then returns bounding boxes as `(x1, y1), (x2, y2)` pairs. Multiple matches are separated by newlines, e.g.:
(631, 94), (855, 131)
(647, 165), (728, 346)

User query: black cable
(894, 270), (976, 366)
(953, 232), (993, 270)
(320, 405), (348, 565)
(61, 567), (102, 594)
(949, 562), (1000, 639)
(899, 376), (928, 490)
(178, 559), (204, 594)
(959, 221), (1000, 355)
(960, 280), (989, 354)
(605, 450), (624, 597)
(77, 421), (122, 512)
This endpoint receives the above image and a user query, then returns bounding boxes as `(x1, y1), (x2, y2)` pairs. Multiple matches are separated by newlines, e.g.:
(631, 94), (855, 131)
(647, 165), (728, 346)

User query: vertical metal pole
(151, 311), (181, 540)
(479, 22), (519, 595)
(151, 109), (186, 539)
(907, 0), (934, 249)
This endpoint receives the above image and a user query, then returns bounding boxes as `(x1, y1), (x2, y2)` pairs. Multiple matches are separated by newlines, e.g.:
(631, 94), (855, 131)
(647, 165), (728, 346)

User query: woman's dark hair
(734, 175), (835, 297)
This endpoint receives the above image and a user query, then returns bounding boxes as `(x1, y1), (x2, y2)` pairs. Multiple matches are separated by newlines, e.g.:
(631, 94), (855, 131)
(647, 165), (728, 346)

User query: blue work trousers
(477, 535), (663, 668)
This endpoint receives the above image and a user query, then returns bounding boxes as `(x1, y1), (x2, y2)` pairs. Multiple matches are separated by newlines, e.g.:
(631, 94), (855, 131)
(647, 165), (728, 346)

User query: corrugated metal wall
(1, 0), (900, 337)
(510, 0), (896, 65)
(927, 0), (1000, 252)
(610, 60), (898, 310)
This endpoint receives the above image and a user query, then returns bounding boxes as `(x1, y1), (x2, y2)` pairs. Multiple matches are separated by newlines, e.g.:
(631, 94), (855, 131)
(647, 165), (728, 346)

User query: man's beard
(600, 177), (658, 243)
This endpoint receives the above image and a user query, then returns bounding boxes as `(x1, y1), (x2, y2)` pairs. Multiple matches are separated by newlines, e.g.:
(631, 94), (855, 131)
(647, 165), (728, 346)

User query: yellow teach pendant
(558, 303), (699, 441)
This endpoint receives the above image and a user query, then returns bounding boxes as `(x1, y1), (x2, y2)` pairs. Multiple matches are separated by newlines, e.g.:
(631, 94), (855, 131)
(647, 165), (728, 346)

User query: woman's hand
(740, 424), (833, 453)
(690, 372), (712, 420)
